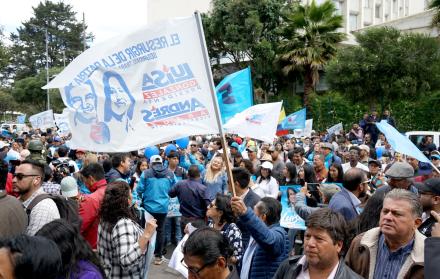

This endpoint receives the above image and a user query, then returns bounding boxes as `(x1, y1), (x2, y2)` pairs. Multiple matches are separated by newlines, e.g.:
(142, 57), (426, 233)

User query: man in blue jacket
(231, 196), (290, 279)
(137, 154), (176, 265)
(328, 168), (368, 221)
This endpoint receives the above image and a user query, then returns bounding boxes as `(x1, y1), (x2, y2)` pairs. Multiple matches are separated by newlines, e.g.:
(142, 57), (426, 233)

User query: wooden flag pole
(194, 11), (236, 197)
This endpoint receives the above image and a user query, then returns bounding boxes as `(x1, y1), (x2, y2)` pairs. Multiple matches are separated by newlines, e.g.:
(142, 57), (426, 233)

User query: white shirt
(255, 176), (279, 199)
(342, 162), (369, 173)
(296, 255), (340, 279)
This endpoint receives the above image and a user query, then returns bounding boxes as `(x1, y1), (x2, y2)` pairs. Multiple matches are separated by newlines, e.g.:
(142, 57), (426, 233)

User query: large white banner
(29, 110), (55, 130)
(223, 102), (282, 143)
(54, 110), (71, 137)
(44, 15), (220, 152)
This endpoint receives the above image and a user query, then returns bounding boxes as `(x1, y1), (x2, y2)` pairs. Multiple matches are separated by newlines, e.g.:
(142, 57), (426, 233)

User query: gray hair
(320, 184), (341, 202)
(384, 189), (423, 218)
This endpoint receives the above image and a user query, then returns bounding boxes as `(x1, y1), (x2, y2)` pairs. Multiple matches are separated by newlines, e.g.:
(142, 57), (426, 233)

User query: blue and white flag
(279, 185), (306, 230)
(280, 108), (306, 130)
(215, 67), (253, 123)
(43, 15), (220, 152)
(17, 114), (26, 124)
(223, 102), (282, 142)
(376, 121), (429, 163)
(29, 110), (55, 130)
(327, 122), (343, 135)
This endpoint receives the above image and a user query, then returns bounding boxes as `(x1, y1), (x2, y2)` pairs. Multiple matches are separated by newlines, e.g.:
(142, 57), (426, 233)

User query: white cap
(261, 161), (273, 170)
(150, 155), (163, 164)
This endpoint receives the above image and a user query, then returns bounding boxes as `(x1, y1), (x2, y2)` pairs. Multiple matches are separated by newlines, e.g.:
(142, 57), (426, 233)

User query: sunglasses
(190, 144), (197, 147)
(13, 173), (40, 180)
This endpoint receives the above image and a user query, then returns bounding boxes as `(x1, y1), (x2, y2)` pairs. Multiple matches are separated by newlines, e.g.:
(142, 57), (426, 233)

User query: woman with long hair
(202, 156), (228, 201)
(254, 161), (279, 199)
(132, 158), (148, 188)
(98, 181), (157, 278)
(206, 194), (243, 265)
(280, 162), (297, 186)
(297, 166), (320, 207)
(325, 163), (344, 183)
(36, 219), (105, 279)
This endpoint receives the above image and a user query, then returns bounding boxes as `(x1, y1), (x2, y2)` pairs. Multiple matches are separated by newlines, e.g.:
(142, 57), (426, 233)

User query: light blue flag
(215, 67), (253, 123)
(376, 121), (429, 163)
(17, 114), (26, 124)
(281, 108), (306, 130)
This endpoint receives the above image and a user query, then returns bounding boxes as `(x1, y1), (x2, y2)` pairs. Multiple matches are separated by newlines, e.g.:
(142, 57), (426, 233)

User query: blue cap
(230, 142), (240, 149)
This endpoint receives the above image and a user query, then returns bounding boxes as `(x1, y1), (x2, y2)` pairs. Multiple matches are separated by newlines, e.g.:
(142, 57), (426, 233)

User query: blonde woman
(202, 156), (228, 201)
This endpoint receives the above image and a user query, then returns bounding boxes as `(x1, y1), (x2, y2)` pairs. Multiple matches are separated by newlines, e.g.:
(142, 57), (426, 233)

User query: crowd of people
(1, 109), (440, 279)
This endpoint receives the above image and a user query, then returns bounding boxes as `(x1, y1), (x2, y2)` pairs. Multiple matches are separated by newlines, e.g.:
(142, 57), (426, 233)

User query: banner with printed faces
(54, 110), (71, 137)
(29, 110), (55, 130)
(44, 15), (220, 152)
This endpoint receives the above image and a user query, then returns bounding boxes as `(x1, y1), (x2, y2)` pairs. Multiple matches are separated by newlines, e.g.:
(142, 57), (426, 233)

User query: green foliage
(11, 67), (64, 115)
(8, 0), (93, 81)
(0, 27), (11, 86)
(202, 0), (285, 93)
(277, 0), (345, 112)
(326, 27), (440, 108)
(0, 89), (18, 115)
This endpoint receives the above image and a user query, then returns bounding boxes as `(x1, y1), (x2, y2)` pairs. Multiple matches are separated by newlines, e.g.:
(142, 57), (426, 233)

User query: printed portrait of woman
(103, 71), (136, 132)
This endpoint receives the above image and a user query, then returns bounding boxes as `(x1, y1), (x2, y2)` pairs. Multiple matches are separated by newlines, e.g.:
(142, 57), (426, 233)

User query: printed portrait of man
(103, 71), (136, 132)
(64, 80), (98, 125)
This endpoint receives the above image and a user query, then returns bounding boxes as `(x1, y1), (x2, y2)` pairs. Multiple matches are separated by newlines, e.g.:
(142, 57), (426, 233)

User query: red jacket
(78, 179), (107, 249)
(5, 173), (19, 197)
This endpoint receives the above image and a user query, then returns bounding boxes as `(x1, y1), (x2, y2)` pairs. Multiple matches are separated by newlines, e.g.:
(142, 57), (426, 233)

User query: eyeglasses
(180, 258), (215, 278)
(13, 173), (40, 180)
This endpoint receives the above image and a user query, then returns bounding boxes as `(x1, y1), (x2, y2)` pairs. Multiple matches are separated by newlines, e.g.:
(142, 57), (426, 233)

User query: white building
(301, 0), (430, 34)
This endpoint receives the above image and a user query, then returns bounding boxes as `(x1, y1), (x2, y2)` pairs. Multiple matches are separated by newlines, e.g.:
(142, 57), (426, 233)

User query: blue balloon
(165, 144), (177, 156)
(376, 146), (384, 159)
(175, 137), (190, 148)
(144, 146), (159, 159)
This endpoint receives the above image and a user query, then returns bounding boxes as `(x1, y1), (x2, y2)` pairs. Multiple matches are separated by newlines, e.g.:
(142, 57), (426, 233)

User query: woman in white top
(254, 161), (279, 199)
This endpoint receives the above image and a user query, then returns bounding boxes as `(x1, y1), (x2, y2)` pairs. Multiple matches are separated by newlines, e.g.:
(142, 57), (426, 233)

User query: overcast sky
(0, 0), (149, 45)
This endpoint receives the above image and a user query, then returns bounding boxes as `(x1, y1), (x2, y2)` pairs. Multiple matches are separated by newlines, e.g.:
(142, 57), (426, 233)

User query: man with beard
(329, 168), (369, 221)
(418, 178), (440, 237)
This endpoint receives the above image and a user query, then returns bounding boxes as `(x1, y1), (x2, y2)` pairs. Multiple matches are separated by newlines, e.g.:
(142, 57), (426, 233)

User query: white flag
(43, 15), (220, 152)
(29, 110), (55, 130)
(54, 110), (71, 137)
(223, 102), (282, 142)
(327, 122), (343, 135)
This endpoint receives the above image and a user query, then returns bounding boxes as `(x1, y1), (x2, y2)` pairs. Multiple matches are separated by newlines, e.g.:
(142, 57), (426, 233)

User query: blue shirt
(373, 233), (414, 279)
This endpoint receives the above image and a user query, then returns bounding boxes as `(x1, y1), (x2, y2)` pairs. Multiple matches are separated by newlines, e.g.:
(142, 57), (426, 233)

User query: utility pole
(45, 28), (50, 110)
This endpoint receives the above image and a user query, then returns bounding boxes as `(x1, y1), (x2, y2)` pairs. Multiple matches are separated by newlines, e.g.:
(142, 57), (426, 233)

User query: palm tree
(278, 0), (345, 114)
(430, 0), (440, 27)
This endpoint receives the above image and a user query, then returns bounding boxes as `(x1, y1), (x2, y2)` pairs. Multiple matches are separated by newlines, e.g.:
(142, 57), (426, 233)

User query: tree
(325, 27), (440, 109)
(277, 0), (345, 114)
(0, 27), (12, 86)
(203, 0), (285, 98)
(430, 0), (440, 27)
(12, 67), (64, 114)
(8, 0), (93, 81)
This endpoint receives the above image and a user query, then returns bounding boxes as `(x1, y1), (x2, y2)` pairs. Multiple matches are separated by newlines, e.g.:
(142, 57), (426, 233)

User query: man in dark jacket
(328, 168), (368, 221)
(274, 208), (362, 279)
(231, 167), (260, 249)
(169, 165), (209, 235)
(231, 196), (289, 279)
(425, 210), (440, 279)
(105, 153), (131, 183)
(418, 178), (440, 237)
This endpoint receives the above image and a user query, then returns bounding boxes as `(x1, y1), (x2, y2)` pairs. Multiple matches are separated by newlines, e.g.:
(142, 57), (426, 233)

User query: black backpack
(26, 193), (82, 232)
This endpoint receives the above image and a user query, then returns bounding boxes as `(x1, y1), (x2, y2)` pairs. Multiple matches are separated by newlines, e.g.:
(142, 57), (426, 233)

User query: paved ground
(147, 243), (186, 279)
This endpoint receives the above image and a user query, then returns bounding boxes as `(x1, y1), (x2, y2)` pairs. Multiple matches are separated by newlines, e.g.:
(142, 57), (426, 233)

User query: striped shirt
(373, 233), (414, 279)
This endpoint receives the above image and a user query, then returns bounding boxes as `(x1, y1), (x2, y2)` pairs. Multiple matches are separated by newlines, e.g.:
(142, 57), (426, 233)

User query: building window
(375, 5), (381, 18)
(364, 0), (372, 8)
(349, 14), (358, 31)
